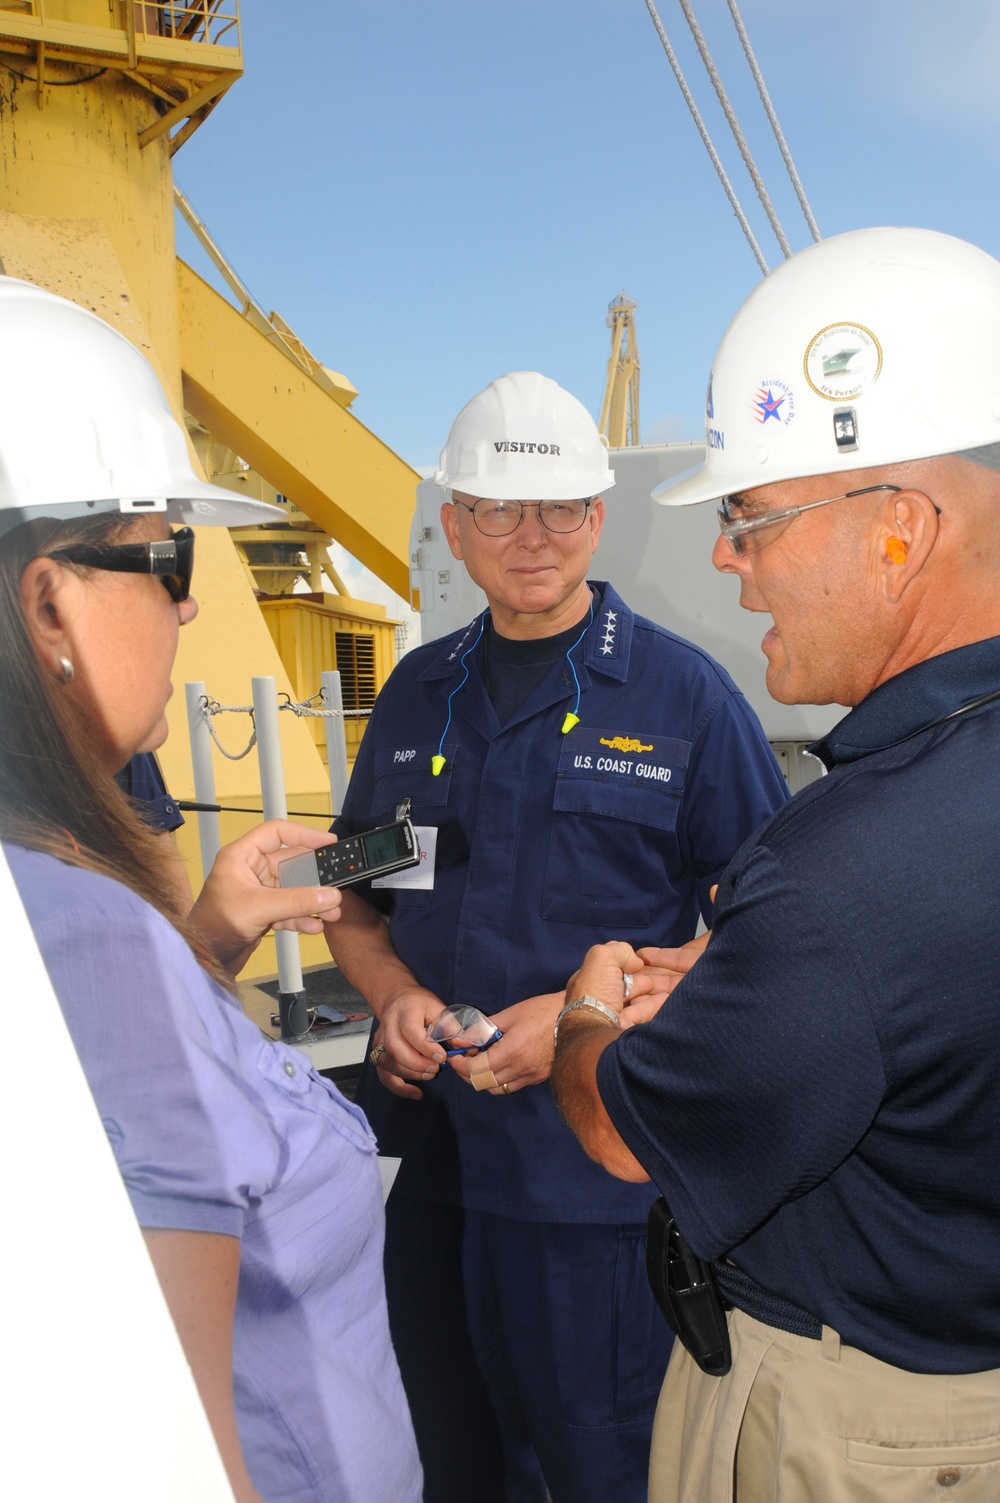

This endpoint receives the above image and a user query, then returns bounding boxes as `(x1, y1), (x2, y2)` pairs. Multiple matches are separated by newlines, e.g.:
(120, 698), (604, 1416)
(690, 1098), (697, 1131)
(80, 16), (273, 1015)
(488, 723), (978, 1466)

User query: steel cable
(642, 0), (770, 275)
(674, 0), (792, 259)
(726, 0), (821, 242)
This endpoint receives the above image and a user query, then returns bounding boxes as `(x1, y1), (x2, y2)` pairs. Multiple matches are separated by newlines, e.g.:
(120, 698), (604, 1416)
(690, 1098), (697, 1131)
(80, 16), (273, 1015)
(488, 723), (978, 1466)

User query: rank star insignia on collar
(447, 616), (481, 663)
(600, 608), (618, 657)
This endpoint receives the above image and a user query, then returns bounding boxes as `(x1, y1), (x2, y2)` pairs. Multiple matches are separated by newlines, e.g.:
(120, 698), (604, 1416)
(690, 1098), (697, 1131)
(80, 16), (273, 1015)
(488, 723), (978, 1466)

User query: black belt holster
(646, 1196), (732, 1377)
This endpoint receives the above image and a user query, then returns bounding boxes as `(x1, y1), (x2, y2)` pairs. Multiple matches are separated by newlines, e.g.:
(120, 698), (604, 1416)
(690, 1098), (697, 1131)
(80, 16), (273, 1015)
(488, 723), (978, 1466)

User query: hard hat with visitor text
(654, 226), (1000, 507)
(435, 371), (615, 500)
(0, 275), (283, 538)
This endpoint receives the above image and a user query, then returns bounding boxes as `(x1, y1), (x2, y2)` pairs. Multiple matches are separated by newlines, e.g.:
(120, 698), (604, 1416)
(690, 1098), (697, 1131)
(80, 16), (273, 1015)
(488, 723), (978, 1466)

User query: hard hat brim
(652, 463), (718, 507)
(436, 474), (615, 501)
(0, 485), (286, 542)
(164, 480), (286, 528)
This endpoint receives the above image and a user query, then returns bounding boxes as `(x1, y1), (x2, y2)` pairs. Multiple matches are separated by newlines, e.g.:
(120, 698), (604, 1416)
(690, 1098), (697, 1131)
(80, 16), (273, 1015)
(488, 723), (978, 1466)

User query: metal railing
(129, 1), (240, 50)
(0, 1), (240, 51)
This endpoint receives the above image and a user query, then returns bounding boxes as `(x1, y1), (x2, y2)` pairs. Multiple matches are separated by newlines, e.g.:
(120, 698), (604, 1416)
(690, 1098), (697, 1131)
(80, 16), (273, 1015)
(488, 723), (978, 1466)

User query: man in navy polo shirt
(553, 227), (1000, 1503)
(325, 372), (787, 1503)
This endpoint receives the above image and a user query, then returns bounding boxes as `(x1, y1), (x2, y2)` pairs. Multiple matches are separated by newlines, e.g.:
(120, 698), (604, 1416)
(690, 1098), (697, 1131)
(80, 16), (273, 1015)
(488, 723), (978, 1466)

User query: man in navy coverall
(325, 372), (787, 1503)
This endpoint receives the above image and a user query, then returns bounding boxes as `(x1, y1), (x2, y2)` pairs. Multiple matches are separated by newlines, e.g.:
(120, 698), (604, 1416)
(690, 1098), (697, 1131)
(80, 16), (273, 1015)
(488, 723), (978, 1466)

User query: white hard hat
(0, 275), (282, 538)
(655, 226), (1000, 507)
(435, 371), (615, 500)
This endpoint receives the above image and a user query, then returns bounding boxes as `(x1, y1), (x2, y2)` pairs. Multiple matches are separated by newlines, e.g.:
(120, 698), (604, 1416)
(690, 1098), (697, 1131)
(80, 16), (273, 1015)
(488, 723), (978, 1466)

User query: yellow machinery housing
(599, 291), (641, 448)
(0, 1), (417, 975)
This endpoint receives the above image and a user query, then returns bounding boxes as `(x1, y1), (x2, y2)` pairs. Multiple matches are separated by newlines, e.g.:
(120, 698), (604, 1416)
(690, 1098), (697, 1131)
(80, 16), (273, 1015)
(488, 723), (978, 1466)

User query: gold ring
(501, 1082), (511, 1094)
(369, 1041), (386, 1067)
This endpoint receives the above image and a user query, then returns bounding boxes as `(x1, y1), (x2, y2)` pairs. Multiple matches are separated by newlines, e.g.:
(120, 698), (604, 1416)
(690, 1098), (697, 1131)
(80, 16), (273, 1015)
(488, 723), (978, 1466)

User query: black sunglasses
(48, 526), (195, 603)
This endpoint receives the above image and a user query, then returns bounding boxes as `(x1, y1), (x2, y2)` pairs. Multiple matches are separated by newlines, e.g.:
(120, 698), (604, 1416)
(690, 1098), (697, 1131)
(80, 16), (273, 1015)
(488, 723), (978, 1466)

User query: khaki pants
(649, 1308), (1000, 1503)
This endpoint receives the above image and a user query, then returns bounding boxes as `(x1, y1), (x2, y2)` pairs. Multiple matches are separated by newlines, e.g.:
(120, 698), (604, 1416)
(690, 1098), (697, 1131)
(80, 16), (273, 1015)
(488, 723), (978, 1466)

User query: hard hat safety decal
(804, 323), (883, 402)
(751, 379), (795, 428)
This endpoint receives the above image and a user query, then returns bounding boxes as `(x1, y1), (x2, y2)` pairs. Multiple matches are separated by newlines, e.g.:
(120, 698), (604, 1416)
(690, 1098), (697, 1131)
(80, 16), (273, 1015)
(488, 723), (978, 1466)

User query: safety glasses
(48, 525), (195, 602)
(427, 1004), (503, 1058)
(717, 485), (902, 557)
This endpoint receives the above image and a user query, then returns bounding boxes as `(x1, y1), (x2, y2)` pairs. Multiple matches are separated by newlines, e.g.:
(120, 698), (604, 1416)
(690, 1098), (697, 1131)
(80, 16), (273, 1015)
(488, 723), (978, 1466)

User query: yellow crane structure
(0, 1), (420, 974)
(598, 291), (641, 448)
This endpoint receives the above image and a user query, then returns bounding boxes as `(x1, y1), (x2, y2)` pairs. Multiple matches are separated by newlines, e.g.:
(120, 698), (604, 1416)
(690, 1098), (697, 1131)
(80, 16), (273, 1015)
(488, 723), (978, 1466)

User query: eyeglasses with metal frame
(48, 525), (195, 603)
(717, 485), (905, 557)
(454, 496), (593, 537)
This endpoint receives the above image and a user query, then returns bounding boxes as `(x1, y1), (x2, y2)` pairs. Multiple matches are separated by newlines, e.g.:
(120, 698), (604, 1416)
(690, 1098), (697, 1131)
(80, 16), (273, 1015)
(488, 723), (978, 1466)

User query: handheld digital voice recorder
(278, 817), (420, 890)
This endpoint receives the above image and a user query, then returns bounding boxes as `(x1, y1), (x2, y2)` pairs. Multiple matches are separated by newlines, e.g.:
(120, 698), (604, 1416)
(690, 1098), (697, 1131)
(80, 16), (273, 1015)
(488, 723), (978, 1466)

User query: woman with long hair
(0, 277), (421, 1503)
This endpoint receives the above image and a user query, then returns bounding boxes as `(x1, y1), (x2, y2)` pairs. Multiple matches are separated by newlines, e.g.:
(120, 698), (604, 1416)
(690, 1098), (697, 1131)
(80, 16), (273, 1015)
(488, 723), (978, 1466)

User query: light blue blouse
(9, 844), (421, 1503)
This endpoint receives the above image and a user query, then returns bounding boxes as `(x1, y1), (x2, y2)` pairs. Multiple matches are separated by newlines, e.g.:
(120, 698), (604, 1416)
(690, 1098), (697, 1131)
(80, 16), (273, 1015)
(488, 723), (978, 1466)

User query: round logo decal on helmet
(803, 322), (883, 402)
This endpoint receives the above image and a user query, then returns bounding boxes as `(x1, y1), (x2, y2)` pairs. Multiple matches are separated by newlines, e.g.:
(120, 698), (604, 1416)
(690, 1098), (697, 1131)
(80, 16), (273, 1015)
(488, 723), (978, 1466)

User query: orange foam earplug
(886, 536), (907, 564)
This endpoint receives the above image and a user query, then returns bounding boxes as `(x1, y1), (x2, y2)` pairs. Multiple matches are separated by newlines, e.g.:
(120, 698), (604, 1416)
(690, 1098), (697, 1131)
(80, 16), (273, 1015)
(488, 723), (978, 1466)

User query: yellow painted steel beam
(138, 73), (236, 148)
(178, 258), (418, 600)
(173, 186), (358, 405)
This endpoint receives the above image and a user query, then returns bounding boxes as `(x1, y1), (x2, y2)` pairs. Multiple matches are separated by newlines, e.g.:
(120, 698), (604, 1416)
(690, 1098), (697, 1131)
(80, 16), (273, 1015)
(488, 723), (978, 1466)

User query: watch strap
(554, 995), (622, 1046)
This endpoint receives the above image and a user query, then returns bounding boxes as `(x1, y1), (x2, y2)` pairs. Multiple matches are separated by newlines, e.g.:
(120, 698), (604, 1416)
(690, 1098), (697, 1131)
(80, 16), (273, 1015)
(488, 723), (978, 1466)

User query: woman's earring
(57, 656), (74, 683)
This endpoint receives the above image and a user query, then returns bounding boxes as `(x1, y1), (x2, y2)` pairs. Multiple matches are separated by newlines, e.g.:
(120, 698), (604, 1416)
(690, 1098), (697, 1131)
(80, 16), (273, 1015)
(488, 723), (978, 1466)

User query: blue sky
(175, 0), (1000, 477)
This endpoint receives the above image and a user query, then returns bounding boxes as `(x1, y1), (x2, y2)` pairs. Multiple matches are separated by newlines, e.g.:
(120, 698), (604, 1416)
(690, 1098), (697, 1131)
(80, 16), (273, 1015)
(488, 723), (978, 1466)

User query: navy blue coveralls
(335, 583), (788, 1503)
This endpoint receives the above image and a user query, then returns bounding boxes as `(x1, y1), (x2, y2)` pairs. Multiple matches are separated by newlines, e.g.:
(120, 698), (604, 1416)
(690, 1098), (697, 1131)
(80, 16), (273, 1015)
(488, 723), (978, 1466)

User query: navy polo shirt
(337, 583), (788, 1222)
(598, 635), (1000, 1372)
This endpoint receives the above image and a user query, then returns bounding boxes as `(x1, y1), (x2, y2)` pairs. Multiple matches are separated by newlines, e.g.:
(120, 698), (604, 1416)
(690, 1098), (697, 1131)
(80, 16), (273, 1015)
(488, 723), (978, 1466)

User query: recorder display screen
(361, 827), (407, 867)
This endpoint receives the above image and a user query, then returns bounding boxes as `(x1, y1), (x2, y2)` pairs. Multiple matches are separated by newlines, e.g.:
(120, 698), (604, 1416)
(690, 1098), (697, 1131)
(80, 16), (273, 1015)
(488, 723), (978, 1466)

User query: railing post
(321, 669), (350, 817)
(251, 676), (308, 1039)
(184, 681), (221, 878)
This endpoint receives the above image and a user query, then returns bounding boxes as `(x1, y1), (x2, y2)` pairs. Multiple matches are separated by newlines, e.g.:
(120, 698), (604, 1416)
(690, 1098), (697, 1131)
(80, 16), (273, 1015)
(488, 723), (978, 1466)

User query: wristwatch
(553, 995), (622, 1046)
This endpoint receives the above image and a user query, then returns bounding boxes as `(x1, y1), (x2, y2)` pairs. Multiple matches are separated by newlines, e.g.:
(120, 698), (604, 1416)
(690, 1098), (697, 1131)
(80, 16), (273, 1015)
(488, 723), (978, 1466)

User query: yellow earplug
(561, 713), (580, 735)
(431, 754), (447, 776)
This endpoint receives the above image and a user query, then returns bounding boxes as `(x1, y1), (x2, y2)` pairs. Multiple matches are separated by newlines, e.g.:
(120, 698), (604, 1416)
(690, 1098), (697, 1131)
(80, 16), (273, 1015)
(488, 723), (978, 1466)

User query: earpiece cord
(434, 596), (594, 771)
(561, 595), (595, 735)
(433, 613), (487, 774)
(820, 686), (1000, 769)
(881, 687), (1000, 752)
